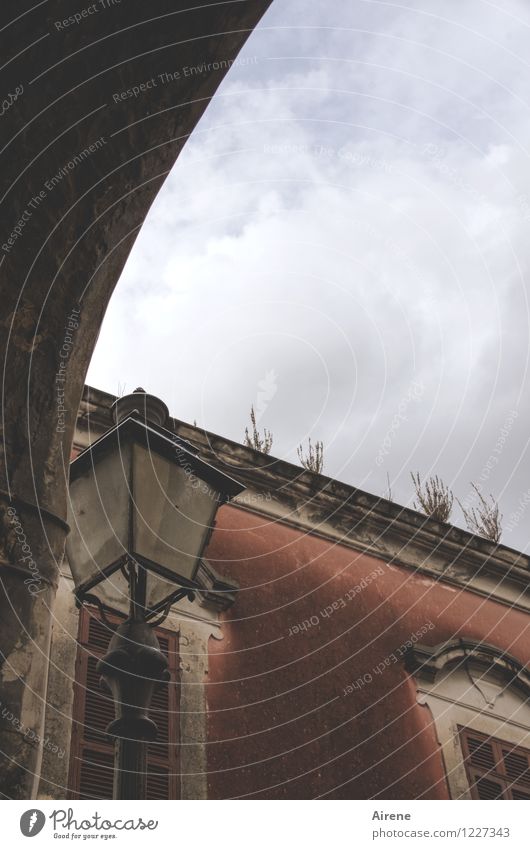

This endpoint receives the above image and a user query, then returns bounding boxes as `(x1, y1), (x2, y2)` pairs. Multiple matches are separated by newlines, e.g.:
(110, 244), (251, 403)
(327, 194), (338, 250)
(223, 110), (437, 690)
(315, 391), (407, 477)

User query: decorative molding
(177, 618), (217, 800)
(407, 640), (530, 800)
(196, 559), (239, 611)
(406, 640), (530, 696)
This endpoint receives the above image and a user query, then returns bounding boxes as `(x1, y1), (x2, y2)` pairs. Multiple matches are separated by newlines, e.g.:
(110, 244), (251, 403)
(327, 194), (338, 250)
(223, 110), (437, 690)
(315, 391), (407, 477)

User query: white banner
(3, 800), (528, 848)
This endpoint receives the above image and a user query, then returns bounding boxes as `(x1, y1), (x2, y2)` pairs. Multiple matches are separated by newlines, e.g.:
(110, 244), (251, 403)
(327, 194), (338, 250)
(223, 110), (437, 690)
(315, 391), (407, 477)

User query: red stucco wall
(203, 505), (530, 799)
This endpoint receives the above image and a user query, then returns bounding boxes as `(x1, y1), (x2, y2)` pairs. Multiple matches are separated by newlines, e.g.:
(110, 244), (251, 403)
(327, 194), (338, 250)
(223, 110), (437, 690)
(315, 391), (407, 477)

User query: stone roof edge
(77, 385), (530, 613)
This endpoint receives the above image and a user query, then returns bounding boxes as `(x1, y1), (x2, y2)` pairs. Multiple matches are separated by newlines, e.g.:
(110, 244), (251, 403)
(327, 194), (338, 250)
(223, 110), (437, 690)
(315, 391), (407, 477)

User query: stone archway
(0, 0), (272, 798)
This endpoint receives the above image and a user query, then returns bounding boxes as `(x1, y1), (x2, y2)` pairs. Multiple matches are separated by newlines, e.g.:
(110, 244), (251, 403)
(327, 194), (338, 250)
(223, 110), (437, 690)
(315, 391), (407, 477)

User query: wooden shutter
(68, 608), (180, 799)
(502, 747), (530, 789)
(459, 727), (530, 800)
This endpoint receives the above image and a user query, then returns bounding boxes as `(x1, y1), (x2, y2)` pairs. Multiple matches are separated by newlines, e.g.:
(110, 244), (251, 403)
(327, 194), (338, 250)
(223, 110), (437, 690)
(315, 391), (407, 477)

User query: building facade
(36, 386), (530, 800)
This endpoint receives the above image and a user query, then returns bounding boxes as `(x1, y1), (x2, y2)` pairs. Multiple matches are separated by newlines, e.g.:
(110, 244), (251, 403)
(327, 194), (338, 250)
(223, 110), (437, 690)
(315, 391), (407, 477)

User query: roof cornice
(78, 386), (530, 613)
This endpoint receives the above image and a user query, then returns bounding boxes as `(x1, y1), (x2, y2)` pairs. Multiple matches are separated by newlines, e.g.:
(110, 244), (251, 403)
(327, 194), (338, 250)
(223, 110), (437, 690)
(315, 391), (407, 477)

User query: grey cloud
(88, 0), (530, 550)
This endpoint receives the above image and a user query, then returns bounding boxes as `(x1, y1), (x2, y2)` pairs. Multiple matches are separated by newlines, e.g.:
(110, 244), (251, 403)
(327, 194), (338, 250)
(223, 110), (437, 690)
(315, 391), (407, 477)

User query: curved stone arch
(407, 640), (530, 799)
(0, 0), (272, 798)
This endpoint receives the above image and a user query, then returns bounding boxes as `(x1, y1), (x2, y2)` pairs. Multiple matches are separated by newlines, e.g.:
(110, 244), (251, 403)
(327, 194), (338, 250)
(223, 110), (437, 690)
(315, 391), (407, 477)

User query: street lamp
(66, 389), (244, 798)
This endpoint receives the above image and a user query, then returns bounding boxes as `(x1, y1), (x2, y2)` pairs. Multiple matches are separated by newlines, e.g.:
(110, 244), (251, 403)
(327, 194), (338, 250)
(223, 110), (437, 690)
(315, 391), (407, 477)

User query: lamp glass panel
(66, 442), (131, 592)
(145, 570), (183, 610)
(131, 443), (219, 587)
(72, 562), (132, 616)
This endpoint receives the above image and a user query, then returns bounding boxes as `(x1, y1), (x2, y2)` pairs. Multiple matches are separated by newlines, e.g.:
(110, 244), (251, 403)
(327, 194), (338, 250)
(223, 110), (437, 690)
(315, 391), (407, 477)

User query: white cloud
(88, 0), (530, 550)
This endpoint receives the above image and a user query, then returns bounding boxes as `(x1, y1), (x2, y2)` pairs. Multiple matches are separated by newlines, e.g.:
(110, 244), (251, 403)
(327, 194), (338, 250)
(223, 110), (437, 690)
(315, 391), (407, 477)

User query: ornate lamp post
(66, 389), (244, 798)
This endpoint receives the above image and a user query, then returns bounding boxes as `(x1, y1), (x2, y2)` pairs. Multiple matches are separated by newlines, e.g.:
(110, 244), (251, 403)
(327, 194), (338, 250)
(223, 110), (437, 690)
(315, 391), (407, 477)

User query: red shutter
(459, 727), (530, 800)
(68, 608), (180, 799)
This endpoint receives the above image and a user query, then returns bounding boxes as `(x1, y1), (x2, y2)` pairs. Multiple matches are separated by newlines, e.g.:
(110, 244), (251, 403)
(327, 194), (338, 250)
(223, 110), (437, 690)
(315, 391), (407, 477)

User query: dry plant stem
(298, 438), (325, 474)
(411, 472), (454, 523)
(458, 483), (503, 543)
(244, 405), (273, 454)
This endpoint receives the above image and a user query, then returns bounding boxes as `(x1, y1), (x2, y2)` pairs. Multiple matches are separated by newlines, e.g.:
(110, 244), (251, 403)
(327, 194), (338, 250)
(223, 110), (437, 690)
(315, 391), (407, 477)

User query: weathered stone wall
(0, 0), (272, 798)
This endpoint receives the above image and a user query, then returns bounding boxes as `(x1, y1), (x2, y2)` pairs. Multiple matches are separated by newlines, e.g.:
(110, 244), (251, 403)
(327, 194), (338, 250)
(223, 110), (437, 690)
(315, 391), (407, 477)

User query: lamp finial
(112, 389), (169, 427)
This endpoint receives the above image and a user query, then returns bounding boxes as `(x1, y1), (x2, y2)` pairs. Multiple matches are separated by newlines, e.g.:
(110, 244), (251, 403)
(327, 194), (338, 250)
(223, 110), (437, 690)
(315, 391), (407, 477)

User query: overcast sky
(87, 0), (530, 551)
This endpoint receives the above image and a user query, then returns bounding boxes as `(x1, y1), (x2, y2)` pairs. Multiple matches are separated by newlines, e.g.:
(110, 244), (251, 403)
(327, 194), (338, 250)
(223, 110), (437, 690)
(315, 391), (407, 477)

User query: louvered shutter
(472, 775), (504, 800)
(459, 727), (530, 800)
(512, 788), (530, 800)
(502, 748), (530, 789)
(68, 608), (180, 799)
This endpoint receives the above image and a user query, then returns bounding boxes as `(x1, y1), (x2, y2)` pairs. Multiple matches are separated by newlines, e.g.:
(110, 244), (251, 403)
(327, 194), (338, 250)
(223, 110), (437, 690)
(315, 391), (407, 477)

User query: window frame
(407, 639), (530, 799)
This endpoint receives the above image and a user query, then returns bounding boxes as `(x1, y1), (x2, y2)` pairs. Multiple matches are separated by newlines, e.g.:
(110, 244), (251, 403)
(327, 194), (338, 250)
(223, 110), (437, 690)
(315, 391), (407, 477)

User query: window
(68, 607), (180, 799)
(407, 639), (530, 799)
(460, 727), (530, 800)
